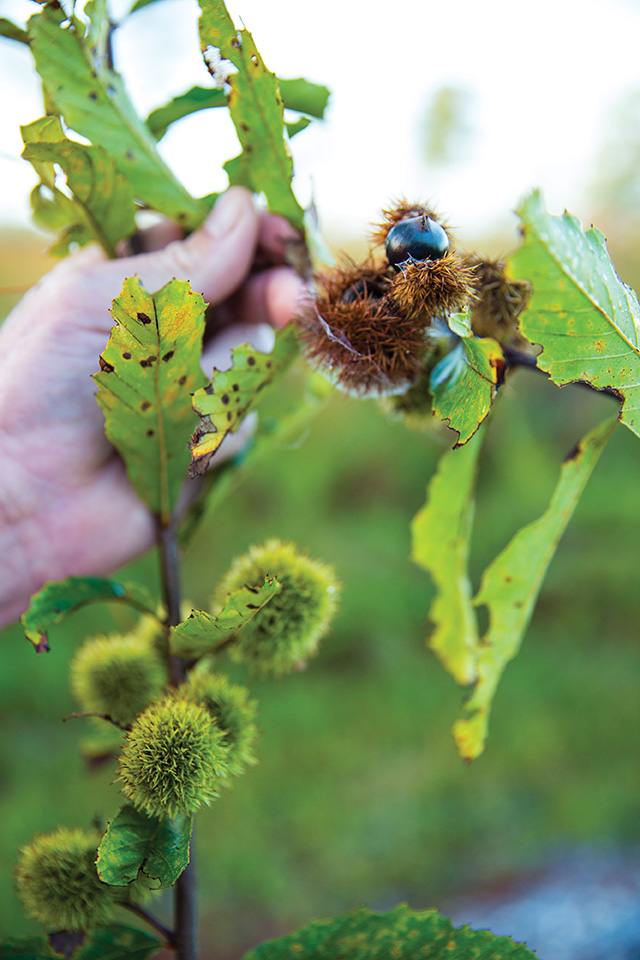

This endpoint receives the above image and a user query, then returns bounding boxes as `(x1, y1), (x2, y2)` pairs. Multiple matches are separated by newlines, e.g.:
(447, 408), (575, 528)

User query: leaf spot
(141, 401), (151, 411)
(162, 350), (175, 362)
(140, 355), (157, 368)
(179, 375), (187, 386)
(122, 352), (132, 360)
(247, 356), (256, 366)
(88, 91), (98, 101)
(226, 411), (233, 421)
(232, 383), (239, 391)
(137, 312), (152, 325)
(146, 429), (155, 437)
(221, 394), (230, 404)
(99, 356), (114, 373)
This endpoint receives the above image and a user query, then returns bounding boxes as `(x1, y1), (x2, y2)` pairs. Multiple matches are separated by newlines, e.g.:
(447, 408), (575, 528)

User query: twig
(61, 712), (130, 732)
(121, 901), (177, 947)
(156, 512), (198, 960)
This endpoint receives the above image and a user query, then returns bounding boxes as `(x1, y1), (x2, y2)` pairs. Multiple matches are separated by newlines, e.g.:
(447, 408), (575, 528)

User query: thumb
(81, 188), (262, 308)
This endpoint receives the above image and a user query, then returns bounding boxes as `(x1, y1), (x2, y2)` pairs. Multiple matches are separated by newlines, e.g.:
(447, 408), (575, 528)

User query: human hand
(0, 187), (305, 628)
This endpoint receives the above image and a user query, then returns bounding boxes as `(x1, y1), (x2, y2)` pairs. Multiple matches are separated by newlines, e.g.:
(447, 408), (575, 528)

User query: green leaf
(411, 428), (484, 685)
(93, 277), (207, 522)
(146, 78), (328, 141)
(241, 904), (535, 960)
(21, 116), (136, 258)
(197, 0), (305, 229)
(0, 926), (161, 960)
(189, 324), (299, 476)
(22, 577), (155, 653)
(96, 805), (191, 888)
(454, 416), (616, 760)
(128, 0), (167, 14)
(170, 577), (281, 658)
(512, 190), (640, 438)
(28, 2), (207, 229)
(286, 116), (312, 138)
(0, 17), (28, 43)
(146, 86), (227, 140)
(430, 310), (505, 444)
(279, 78), (330, 119)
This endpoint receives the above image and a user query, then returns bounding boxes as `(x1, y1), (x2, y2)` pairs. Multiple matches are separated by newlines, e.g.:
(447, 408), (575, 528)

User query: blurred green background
(1, 231), (640, 957)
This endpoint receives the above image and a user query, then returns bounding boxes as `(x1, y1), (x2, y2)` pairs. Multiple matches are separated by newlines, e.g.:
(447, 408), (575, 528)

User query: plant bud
(15, 827), (115, 931)
(185, 666), (258, 779)
(117, 694), (229, 819)
(216, 539), (340, 676)
(70, 629), (168, 727)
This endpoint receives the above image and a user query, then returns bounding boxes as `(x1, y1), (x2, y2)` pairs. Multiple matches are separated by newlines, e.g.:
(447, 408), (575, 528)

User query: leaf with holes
(22, 577), (155, 653)
(197, 0), (304, 229)
(454, 417), (616, 761)
(429, 311), (505, 444)
(97, 805), (191, 888)
(512, 190), (640, 437)
(21, 116), (136, 258)
(93, 277), (207, 522)
(411, 428), (484, 686)
(241, 904), (535, 960)
(28, 1), (206, 229)
(189, 324), (299, 476)
(170, 577), (281, 658)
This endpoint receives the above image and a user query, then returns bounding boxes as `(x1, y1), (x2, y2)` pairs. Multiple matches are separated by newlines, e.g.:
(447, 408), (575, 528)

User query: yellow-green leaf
(28, 2), (207, 229)
(241, 905), (535, 960)
(21, 116), (136, 258)
(430, 310), (505, 444)
(189, 325), (299, 476)
(454, 417), (616, 760)
(170, 577), (280, 658)
(411, 429), (484, 685)
(512, 190), (640, 438)
(93, 278), (207, 522)
(197, 0), (305, 229)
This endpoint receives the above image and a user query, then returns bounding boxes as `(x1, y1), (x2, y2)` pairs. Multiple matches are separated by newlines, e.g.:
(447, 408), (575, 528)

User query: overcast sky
(1, 0), (640, 250)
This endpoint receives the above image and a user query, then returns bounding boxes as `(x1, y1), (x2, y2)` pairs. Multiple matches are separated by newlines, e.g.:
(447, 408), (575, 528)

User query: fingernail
(204, 187), (253, 237)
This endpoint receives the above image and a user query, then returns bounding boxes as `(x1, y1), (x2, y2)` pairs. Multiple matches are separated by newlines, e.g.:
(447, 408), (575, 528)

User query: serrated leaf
(430, 310), (505, 444)
(22, 577), (155, 653)
(21, 116), (136, 258)
(198, 0), (304, 229)
(512, 190), (640, 437)
(279, 78), (330, 119)
(170, 576), (281, 658)
(28, 2), (207, 229)
(411, 429), (484, 685)
(97, 805), (190, 888)
(453, 417), (616, 761)
(0, 927), (161, 960)
(189, 324), (299, 476)
(0, 17), (28, 43)
(93, 277), (207, 522)
(241, 904), (535, 960)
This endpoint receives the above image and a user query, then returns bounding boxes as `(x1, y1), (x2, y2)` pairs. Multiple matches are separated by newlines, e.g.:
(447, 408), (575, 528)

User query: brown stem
(61, 712), (130, 731)
(121, 901), (177, 947)
(156, 512), (198, 960)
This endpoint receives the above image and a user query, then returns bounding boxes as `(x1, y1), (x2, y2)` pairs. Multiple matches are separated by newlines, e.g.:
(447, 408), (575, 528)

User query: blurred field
(1, 231), (640, 957)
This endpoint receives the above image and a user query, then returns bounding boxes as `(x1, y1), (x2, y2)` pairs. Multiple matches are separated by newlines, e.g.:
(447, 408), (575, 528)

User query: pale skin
(0, 187), (306, 629)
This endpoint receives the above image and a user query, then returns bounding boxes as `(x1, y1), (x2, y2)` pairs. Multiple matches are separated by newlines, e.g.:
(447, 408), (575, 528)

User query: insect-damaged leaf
(21, 116), (136, 258)
(189, 324), (299, 476)
(411, 428), (484, 686)
(170, 577), (281, 658)
(197, 0), (305, 230)
(454, 417), (616, 761)
(512, 190), (640, 438)
(97, 805), (191, 888)
(22, 577), (155, 653)
(429, 310), (505, 445)
(0, 926), (161, 960)
(146, 78), (327, 141)
(94, 277), (207, 523)
(28, 1), (207, 229)
(240, 904), (535, 960)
